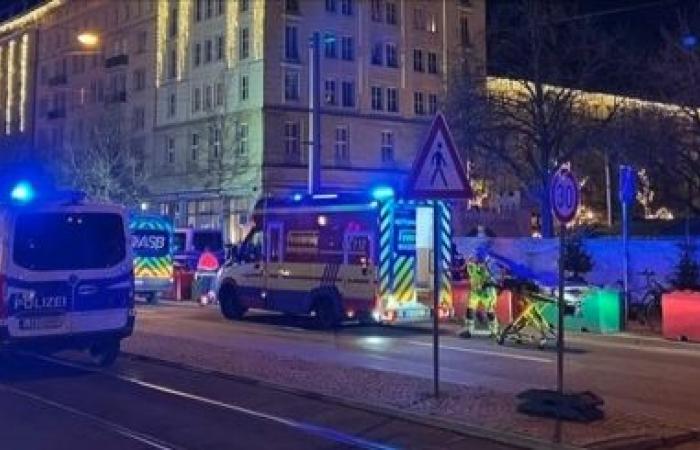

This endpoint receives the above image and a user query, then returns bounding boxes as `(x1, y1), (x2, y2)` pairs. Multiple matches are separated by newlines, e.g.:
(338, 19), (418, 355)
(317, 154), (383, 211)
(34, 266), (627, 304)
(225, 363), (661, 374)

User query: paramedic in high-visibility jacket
(458, 248), (498, 339)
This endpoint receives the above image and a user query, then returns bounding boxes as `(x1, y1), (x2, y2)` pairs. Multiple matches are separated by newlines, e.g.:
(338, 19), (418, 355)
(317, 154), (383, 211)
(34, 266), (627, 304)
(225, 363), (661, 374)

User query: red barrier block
(662, 291), (700, 342)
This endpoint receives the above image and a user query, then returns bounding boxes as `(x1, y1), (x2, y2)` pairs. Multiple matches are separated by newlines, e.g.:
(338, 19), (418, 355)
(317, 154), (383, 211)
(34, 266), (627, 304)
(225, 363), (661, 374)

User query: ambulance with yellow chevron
(214, 187), (453, 328)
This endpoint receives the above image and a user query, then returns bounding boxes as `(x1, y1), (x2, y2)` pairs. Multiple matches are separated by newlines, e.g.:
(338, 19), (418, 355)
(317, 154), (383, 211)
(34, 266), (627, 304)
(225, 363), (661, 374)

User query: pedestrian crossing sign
(405, 113), (473, 199)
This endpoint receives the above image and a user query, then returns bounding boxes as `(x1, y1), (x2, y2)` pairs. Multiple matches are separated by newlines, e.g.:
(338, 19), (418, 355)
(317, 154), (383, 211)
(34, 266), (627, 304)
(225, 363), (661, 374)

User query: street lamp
(76, 31), (99, 48)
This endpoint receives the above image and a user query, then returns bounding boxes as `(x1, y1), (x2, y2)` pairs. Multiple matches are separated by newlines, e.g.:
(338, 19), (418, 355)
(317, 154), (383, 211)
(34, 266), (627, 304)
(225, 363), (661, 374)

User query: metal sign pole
(557, 223), (565, 394)
(433, 200), (440, 398)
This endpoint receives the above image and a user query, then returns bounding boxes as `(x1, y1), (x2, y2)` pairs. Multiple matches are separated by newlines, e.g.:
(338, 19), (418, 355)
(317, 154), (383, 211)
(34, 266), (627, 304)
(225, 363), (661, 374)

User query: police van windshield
(193, 231), (223, 252)
(13, 212), (126, 271)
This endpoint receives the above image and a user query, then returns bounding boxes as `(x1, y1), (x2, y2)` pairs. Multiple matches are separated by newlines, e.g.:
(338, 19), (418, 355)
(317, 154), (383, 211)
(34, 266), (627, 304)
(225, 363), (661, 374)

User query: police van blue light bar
(371, 186), (394, 200)
(312, 193), (338, 199)
(10, 181), (35, 203)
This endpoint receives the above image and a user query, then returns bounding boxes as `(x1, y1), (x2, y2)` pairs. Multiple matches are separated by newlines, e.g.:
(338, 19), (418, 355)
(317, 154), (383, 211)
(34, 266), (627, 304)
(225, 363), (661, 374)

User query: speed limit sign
(550, 168), (580, 224)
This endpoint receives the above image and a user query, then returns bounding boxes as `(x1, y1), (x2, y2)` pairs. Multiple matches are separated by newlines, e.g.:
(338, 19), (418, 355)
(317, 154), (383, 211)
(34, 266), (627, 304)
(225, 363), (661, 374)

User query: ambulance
(130, 214), (174, 303)
(214, 188), (453, 328)
(0, 181), (134, 366)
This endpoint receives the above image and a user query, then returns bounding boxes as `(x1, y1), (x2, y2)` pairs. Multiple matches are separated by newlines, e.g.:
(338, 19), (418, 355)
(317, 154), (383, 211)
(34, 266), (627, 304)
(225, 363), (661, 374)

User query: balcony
(47, 109), (66, 120)
(104, 54), (129, 69)
(106, 91), (127, 103)
(48, 74), (67, 87)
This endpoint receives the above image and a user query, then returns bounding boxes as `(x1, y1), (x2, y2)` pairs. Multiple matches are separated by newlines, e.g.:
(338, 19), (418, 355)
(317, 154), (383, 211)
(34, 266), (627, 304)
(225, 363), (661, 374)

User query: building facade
(0, 0), (485, 243)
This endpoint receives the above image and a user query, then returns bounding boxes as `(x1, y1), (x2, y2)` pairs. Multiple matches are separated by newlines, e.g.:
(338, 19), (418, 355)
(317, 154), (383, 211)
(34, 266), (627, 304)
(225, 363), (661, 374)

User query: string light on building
(6, 39), (15, 135)
(19, 33), (28, 133)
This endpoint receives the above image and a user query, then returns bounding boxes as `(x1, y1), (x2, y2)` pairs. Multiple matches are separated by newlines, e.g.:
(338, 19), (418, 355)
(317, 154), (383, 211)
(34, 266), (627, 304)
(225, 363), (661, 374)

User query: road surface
(136, 303), (700, 431)
(0, 349), (513, 450)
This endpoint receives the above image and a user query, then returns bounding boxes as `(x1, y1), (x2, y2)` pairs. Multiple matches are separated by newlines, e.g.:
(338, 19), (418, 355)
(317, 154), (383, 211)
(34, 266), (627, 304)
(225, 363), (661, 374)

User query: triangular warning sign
(406, 113), (473, 199)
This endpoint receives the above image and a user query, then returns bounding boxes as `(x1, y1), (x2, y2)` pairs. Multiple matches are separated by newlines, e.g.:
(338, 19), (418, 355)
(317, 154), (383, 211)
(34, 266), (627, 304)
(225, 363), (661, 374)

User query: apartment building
(0, 0), (484, 243)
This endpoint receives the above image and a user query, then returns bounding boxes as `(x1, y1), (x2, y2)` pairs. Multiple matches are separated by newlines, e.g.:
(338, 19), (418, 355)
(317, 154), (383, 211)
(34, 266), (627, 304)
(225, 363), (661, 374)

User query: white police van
(0, 181), (135, 366)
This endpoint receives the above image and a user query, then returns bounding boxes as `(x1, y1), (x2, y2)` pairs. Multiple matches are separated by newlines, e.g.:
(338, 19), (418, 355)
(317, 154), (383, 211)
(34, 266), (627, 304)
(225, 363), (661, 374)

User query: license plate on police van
(18, 315), (65, 331)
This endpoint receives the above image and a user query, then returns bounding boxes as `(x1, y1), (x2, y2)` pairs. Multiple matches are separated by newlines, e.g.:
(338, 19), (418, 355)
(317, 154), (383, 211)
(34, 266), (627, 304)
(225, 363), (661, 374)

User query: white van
(0, 185), (135, 366)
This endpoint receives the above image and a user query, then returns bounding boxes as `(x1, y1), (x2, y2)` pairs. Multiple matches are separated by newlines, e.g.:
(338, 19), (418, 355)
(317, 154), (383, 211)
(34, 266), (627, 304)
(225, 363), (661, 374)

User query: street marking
(0, 383), (179, 450)
(30, 354), (396, 450)
(406, 340), (553, 363)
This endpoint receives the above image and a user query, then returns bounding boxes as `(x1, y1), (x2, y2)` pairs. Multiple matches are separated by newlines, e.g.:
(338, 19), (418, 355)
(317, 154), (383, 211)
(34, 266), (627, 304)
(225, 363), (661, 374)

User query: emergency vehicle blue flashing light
(10, 181), (35, 203)
(292, 193), (303, 201)
(371, 186), (394, 200)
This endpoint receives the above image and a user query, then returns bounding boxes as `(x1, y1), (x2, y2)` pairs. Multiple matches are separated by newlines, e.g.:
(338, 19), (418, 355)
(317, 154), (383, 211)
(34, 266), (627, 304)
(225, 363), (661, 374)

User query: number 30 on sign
(550, 168), (580, 224)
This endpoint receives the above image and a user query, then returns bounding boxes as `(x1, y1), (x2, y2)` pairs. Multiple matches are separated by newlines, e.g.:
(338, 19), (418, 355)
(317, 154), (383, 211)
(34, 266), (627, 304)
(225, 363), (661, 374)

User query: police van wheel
(89, 338), (121, 367)
(314, 298), (339, 330)
(219, 283), (246, 320)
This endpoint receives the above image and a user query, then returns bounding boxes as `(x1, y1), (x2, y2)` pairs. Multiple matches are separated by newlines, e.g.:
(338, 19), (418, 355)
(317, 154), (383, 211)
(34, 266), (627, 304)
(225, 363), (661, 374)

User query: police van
(0, 182), (134, 366)
(214, 189), (453, 328)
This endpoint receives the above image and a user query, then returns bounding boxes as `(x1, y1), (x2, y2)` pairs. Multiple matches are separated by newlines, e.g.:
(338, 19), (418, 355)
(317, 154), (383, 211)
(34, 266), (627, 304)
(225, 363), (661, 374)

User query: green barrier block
(542, 288), (621, 334)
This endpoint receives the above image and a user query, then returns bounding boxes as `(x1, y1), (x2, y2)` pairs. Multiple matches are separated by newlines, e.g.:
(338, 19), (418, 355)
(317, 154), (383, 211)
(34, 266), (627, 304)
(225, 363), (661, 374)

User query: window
(205, 39), (212, 63)
(427, 12), (437, 33)
(387, 87), (398, 112)
(168, 92), (177, 117)
(168, 48), (177, 78)
(206, 0), (213, 18)
(240, 28), (250, 59)
(324, 79), (336, 105)
(324, 32), (336, 58)
(334, 126), (349, 162)
(341, 36), (354, 60)
(341, 0), (353, 15)
(371, 42), (382, 65)
(240, 75), (249, 101)
(132, 107), (145, 131)
(341, 81), (355, 107)
(428, 93), (438, 114)
(240, 0), (249, 12)
(204, 84), (213, 110)
(193, 87), (201, 112)
(371, 0), (383, 22)
(285, 0), (299, 14)
(133, 68), (146, 91)
(413, 8), (424, 30)
(371, 86), (383, 111)
(381, 130), (394, 163)
(413, 91), (425, 115)
(194, 42), (202, 66)
(195, 0), (202, 21)
(217, 0), (224, 15)
(211, 126), (221, 157)
(285, 70), (300, 101)
(216, 82), (225, 106)
(191, 132), (199, 161)
(460, 16), (471, 46)
(325, 0), (336, 13)
(238, 123), (248, 156)
(136, 31), (147, 53)
(284, 121), (300, 161)
(166, 137), (175, 163)
(169, 8), (178, 37)
(413, 49), (424, 72)
(386, 43), (398, 67)
(217, 35), (225, 60)
(428, 52), (438, 74)
(386, 1), (397, 24)
(285, 25), (299, 60)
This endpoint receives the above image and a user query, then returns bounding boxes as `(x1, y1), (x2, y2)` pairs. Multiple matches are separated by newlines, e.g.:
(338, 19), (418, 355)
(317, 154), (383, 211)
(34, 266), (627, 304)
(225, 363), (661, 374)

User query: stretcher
(497, 278), (558, 349)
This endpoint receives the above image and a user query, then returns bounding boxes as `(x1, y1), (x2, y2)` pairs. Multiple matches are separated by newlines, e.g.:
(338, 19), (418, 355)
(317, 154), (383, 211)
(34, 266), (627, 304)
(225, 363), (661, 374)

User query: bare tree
(58, 107), (147, 207)
(445, 1), (623, 237)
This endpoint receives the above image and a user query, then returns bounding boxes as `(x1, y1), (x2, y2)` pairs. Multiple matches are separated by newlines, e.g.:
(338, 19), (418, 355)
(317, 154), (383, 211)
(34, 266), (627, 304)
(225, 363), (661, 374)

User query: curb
(585, 429), (699, 450)
(121, 351), (579, 450)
